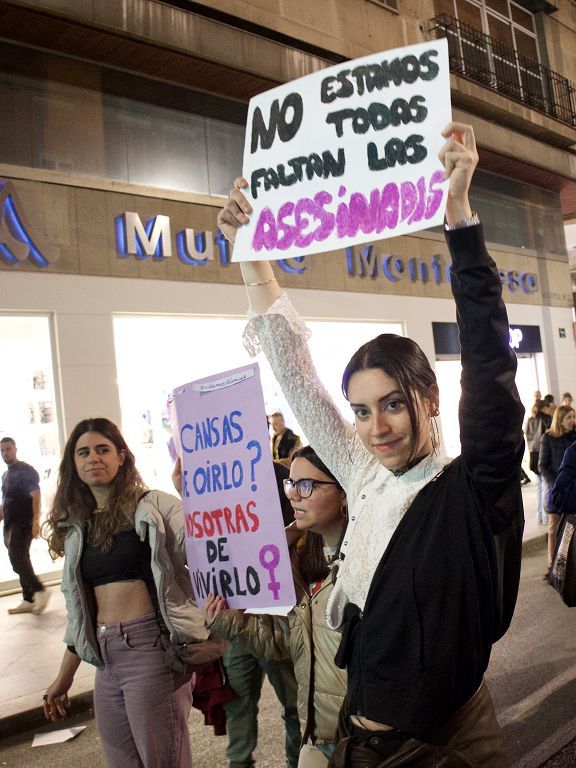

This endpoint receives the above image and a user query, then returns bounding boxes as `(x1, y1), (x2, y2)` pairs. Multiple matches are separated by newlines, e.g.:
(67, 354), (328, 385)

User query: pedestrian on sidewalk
(1, 436), (50, 614)
(551, 439), (576, 515)
(539, 405), (576, 579)
(525, 400), (549, 525)
(42, 418), (208, 768)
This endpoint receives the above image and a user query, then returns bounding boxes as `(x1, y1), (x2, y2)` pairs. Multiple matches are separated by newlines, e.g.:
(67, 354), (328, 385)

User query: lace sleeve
(243, 293), (368, 491)
(243, 293), (311, 357)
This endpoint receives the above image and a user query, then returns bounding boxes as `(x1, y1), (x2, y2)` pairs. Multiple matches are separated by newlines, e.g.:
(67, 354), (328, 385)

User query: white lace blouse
(244, 294), (448, 613)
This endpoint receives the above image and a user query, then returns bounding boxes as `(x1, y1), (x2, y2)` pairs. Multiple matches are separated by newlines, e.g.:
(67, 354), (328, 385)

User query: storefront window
(113, 315), (403, 490)
(0, 315), (61, 588)
(469, 170), (566, 257)
(0, 41), (246, 196)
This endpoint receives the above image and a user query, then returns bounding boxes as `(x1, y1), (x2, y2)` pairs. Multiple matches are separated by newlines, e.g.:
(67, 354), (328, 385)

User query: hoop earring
(429, 415), (440, 455)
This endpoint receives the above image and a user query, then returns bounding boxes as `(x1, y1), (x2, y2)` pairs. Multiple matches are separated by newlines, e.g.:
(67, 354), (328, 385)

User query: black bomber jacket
(335, 224), (525, 741)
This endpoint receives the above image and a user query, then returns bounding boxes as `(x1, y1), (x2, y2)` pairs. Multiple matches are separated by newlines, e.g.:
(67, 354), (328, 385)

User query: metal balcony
(430, 14), (576, 128)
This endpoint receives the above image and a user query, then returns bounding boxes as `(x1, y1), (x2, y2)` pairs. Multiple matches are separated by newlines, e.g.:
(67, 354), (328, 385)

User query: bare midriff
(94, 580), (155, 623)
(351, 715), (395, 731)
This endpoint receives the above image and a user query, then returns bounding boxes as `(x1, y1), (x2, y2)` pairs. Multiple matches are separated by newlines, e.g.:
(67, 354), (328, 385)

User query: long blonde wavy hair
(548, 406), (575, 438)
(44, 418), (147, 558)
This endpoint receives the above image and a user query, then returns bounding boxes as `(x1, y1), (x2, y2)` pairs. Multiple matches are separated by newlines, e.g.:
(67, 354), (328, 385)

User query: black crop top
(80, 529), (154, 589)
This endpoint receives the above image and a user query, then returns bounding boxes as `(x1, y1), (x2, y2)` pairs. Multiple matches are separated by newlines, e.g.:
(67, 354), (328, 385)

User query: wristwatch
(444, 211), (480, 231)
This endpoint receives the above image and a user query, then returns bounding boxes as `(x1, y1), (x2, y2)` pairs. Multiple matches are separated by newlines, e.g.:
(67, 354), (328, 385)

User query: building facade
(0, 0), (575, 581)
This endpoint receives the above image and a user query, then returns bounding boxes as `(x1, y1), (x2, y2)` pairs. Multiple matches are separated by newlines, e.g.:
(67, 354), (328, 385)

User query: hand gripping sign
(171, 364), (296, 610)
(232, 38), (450, 263)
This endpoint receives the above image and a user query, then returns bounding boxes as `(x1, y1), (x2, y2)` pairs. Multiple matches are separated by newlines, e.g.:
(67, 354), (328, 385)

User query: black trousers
(4, 523), (43, 601)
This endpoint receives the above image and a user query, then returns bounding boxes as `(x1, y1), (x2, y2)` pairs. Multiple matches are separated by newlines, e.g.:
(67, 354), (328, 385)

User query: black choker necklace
(390, 454), (429, 477)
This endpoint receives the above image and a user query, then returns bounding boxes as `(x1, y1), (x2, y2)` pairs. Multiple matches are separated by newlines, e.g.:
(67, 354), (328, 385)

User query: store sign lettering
(114, 211), (539, 295)
(0, 181), (56, 268)
(115, 212), (300, 274)
(347, 245), (448, 285)
(115, 213), (226, 264)
(346, 244), (538, 293)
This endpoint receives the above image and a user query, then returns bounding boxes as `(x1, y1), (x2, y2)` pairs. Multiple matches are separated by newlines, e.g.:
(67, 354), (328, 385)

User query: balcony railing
(430, 14), (576, 128)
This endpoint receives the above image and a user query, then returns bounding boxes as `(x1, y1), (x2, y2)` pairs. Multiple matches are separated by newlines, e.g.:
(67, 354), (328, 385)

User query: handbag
(549, 514), (576, 607)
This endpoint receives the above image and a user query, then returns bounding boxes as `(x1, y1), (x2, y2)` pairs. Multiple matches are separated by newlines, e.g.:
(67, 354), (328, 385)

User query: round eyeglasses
(283, 478), (338, 499)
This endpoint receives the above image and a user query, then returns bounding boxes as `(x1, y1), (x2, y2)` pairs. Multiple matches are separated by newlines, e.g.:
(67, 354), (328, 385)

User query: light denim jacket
(60, 490), (208, 666)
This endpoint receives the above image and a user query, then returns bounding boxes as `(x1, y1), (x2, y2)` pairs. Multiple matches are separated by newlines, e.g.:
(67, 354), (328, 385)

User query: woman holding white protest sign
(42, 418), (210, 768)
(205, 445), (348, 767)
(217, 122), (524, 766)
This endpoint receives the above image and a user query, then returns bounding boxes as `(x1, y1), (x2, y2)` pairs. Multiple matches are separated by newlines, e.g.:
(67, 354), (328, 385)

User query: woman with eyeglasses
(205, 445), (348, 767)
(216, 123), (524, 767)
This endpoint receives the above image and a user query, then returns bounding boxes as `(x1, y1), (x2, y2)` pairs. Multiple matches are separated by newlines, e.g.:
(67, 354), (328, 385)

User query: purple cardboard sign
(171, 363), (296, 609)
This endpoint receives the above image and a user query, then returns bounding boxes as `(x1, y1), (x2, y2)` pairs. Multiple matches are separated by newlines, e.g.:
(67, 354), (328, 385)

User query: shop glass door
(0, 315), (62, 591)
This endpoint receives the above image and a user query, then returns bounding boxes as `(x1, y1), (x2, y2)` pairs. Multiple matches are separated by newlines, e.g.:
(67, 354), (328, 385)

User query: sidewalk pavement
(0, 482), (547, 739)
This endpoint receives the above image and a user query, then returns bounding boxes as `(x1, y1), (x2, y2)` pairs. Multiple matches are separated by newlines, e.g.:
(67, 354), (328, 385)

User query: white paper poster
(232, 38), (451, 263)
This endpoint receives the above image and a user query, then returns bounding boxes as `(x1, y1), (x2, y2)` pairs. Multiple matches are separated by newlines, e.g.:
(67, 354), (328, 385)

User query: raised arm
(217, 181), (367, 490)
(441, 124), (524, 507)
(552, 442), (576, 516)
(218, 177), (282, 314)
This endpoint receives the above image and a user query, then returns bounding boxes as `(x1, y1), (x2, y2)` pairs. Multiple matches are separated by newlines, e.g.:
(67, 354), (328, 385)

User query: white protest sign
(232, 38), (450, 263)
(171, 363), (296, 610)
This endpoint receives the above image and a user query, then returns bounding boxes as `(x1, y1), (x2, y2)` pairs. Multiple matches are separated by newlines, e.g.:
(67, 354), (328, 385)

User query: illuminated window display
(0, 315), (61, 587)
(113, 315), (403, 490)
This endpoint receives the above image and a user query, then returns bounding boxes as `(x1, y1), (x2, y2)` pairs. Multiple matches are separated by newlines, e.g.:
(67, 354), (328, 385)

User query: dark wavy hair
(290, 445), (346, 585)
(44, 418), (147, 557)
(341, 334), (439, 463)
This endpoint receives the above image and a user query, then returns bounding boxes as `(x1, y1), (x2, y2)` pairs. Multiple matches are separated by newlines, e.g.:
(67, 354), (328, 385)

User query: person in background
(270, 412), (302, 468)
(219, 459), (301, 768)
(43, 418), (208, 768)
(274, 460), (295, 526)
(1, 436), (50, 615)
(206, 446), (349, 767)
(169, 455), (301, 768)
(525, 401), (549, 525)
(562, 392), (573, 408)
(534, 390), (542, 403)
(542, 394), (556, 420)
(217, 122), (524, 767)
(221, 643), (301, 768)
(539, 405), (576, 579)
(551, 439), (576, 516)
